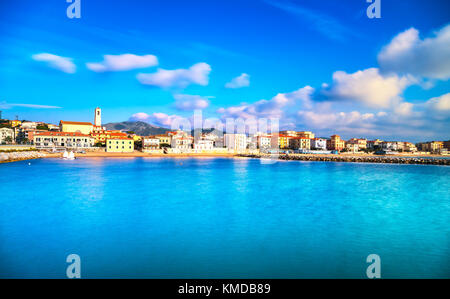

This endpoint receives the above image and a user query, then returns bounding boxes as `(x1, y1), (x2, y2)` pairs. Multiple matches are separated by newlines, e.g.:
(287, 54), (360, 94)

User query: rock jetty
(239, 154), (450, 166)
(0, 151), (46, 163)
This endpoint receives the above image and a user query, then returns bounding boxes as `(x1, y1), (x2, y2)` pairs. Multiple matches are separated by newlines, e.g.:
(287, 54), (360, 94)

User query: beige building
(327, 135), (346, 151)
(34, 132), (94, 150)
(60, 121), (94, 135)
(297, 131), (315, 139)
(0, 128), (15, 144)
(155, 134), (171, 146)
(347, 138), (367, 149)
(106, 138), (134, 153)
(289, 137), (311, 150)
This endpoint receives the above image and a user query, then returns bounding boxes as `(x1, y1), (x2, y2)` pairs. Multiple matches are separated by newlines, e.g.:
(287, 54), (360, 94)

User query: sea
(0, 157), (449, 278)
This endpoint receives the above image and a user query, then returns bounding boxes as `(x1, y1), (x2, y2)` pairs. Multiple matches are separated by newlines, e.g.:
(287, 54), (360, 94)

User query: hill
(104, 121), (170, 136)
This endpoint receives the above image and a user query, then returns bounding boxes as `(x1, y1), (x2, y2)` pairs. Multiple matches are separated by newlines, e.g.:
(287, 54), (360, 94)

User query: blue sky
(0, 0), (449, 141)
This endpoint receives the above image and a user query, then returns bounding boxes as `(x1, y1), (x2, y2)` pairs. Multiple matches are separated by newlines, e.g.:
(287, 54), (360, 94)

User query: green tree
(36, 124), (49, 130)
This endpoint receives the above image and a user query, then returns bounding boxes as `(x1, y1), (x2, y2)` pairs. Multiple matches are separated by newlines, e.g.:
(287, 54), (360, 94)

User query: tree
(134, 140), (142, 150)
(36, 124), (49, 130)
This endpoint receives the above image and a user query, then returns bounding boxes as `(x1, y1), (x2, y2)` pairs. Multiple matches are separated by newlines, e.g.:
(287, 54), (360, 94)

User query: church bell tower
(94, 107), (102, 127)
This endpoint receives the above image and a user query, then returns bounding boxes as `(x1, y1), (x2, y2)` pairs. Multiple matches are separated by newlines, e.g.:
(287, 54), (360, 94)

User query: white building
(34, 132), (94, 150)
(171, 136), (193, 151)
(224, 134), (247, 151)
(193, 139), (214, 151)
(311, 138), (327, 150)
(381, 142), (398, 151)
(20, 121), (38, 130)
(142, 136), (160, 149)
(0, 128), (14, 144)
(257, 135), (272, 149)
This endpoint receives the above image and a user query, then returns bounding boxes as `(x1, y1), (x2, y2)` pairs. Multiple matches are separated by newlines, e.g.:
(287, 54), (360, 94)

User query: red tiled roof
(35, 131), (91, 137)
(60, 121), (93, 126)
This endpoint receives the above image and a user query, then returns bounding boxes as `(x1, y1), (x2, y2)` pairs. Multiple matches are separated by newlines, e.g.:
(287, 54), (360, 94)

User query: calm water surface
(0, 157), (449, 278)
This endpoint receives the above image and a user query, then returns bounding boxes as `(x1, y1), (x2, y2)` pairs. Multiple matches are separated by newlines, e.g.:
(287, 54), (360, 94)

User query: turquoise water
(0, 157), (449, 278)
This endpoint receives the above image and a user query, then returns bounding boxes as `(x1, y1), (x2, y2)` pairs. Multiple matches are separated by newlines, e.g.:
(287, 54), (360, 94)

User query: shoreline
(1, 151), (449, 165)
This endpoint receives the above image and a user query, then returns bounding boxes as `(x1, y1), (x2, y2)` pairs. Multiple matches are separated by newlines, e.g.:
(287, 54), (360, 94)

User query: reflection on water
(0, 158), (449, 278)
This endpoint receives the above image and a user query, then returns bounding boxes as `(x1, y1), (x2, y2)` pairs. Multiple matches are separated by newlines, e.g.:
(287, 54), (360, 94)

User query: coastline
(1, 150), (449, 165)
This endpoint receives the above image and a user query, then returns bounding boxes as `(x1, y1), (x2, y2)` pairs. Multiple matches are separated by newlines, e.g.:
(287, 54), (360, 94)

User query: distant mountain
(104, 121), (170, 136)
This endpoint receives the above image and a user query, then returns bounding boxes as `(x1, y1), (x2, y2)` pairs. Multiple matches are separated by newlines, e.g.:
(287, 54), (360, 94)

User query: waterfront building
(347, 138), (367, 149)
(155, 134), (171, 146)
(224, 134), (247, 151)
(171, 136), (194, 151)
(345, 143), (359, 153)
(277, 134), (291, 149)
(60, 121), (94, 135)
(91, 128), (127, 145)
(193, 139), (214, 151)
(289, 137), (311, 150)
(327, 135), (345, 151)
(367, 139), (383, 150)
(34, 132), (94, 150)
(257, 135), (272, 149)
(106, 138), (134, 153)
(142, 136), (160, 149)
(417, 141), (444, 153)
(0, 128), (15, 144)
(311, 138), (327, 150)
(381, 141), (398, 151)
(297, 131), (315, 139)
(403, 142), (417, 152)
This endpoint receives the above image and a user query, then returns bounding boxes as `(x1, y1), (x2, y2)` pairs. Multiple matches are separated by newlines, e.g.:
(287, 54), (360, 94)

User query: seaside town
(0, 107), (449, 164)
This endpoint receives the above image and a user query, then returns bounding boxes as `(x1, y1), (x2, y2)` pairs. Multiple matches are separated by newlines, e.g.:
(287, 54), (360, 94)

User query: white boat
(63, 150), (76, 160)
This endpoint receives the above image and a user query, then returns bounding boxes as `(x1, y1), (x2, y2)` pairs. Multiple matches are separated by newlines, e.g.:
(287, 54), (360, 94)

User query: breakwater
(239, 154), (450, 166)
(0, 151), (46, 163)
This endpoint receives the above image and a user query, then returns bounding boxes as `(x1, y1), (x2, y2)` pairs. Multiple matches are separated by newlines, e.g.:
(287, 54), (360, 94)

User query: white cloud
(32, 53), (76, 74)
(217, 86), (314, 119)
(174, 94), (210, 111)
(321, 68), (412, 109)
(425, 93), (450, 121)
(129, 112), (151, 121)
(425, 93), (450, 112)
(378, 25), (450, 80)
(137, 63), (211, 88)
(86, 54), (158, 72)
(129, 112), (189, 128)
(0, 101), (62, 109)
(225, 73), (250, 88)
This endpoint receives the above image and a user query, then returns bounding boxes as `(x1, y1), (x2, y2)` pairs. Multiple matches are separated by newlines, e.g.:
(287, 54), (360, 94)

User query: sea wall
(239, 154), (450, 166)
(0, 151), (46, 163)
